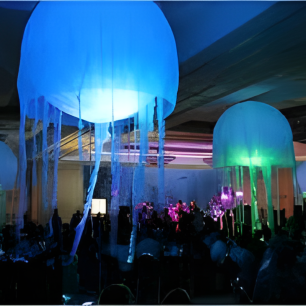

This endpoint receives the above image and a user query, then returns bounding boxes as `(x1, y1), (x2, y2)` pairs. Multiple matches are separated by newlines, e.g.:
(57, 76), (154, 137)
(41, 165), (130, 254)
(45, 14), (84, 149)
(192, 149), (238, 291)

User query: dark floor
(64, 241), (240, 305)
(66, 293), (98, 305)
(191, 293), (239, 304)
(65, 292), (239, 305)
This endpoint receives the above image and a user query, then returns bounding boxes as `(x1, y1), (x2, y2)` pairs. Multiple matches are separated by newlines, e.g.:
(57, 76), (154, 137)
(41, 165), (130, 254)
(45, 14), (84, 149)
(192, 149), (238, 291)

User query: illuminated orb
(213, 101), (295, 168)
(297, 162), (306, 192)
(0, 142), (17, 190)
(17, 1), (178, 123)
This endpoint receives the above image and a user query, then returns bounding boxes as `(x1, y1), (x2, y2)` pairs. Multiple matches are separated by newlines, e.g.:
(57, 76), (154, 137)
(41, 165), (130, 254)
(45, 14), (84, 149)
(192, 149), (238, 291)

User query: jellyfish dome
(17, 1), (178, 123)
(213, 101), (295, 169)
(0, 142), (17, 190)
(297, 162), (306, 192)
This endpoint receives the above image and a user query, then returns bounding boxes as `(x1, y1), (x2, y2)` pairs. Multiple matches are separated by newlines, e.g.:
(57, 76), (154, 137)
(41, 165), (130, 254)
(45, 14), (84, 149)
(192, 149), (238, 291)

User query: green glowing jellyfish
(213, 101), (296, 235)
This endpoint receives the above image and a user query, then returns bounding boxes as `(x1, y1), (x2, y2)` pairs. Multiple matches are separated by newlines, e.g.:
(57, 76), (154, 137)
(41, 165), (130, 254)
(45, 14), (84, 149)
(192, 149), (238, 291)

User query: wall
(57, 162), (84, 224)
(87, 164), (112, 211)
(131, 167), (217, 209)
(164, 168), (218, 208)
(91, 165), (218, 211)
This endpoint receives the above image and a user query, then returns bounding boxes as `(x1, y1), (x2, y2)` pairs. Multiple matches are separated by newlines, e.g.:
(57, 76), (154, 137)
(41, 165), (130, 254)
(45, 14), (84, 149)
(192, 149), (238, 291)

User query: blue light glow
(17, 1), (178, 123)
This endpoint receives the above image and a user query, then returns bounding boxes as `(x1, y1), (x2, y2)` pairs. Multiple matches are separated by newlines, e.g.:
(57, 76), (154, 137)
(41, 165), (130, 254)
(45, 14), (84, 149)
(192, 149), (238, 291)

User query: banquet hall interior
(1, 1), (306, 305)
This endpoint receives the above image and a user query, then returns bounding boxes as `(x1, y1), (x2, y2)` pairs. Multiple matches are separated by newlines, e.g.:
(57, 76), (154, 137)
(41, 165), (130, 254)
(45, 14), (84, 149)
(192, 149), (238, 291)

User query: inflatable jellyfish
(297, 162), (306, 193)
(213, 102), (296, 234)
(0, 142), (17, 191)
(17, 1), (178, 259)
(18, 1), (178, 123)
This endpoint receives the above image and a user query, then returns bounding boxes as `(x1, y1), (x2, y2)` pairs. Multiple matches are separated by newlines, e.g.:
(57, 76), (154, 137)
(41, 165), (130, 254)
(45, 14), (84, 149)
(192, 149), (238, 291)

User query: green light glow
(213, 102), (296, 236)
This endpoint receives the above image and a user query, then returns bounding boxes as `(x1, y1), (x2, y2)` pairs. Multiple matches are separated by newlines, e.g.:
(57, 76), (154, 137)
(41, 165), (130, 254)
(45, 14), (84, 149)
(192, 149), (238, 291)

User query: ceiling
(1, 1), (306, 160)
(166, 1), (306, 134)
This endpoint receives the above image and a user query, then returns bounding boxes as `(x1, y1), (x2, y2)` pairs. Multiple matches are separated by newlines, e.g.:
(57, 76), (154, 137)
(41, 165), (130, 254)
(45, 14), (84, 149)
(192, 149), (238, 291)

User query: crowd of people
(1, 209), (92, 256)
(0, 200), (212, 301)
(137, 200), (211, 246)
(2, 198), (305, 304)
(0, 208), (111, 303)
(0, 199), (211, 259)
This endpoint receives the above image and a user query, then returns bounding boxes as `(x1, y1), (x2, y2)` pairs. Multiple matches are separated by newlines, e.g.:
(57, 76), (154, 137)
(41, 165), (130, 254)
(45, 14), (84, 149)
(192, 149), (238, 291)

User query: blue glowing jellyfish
(17, 1), (178, 261)
(18, 1), (178, 123)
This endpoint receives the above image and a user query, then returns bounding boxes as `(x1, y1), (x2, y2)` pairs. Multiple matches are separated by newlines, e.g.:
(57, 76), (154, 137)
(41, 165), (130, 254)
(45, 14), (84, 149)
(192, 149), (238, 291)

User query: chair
(136, 254), (160, 304)
(161, 288), (191, 304)
(98, 284), (135, 305)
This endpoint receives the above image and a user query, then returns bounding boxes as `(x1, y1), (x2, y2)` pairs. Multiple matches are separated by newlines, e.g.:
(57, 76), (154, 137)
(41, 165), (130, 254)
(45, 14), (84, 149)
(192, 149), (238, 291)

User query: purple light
(236, 191), (243, 197)
(207, 194), (224, 222)
(167, 202), (190, 222)
(221, 193), (229, 200)
(220, 187), (235, 210)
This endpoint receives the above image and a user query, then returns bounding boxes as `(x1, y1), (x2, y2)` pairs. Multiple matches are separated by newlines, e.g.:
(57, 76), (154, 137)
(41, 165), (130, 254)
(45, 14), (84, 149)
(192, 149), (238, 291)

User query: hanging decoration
(17, 1), (178, 262)
(213, 101), (296, 235)
(236, 190), (244, 234)
(18, 1), (178, 123)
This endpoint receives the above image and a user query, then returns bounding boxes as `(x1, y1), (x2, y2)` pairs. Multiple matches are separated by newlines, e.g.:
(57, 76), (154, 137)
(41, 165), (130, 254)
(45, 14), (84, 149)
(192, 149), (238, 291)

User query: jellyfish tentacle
(157, 97), (165, 214)
(262, 166), (275, 236)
